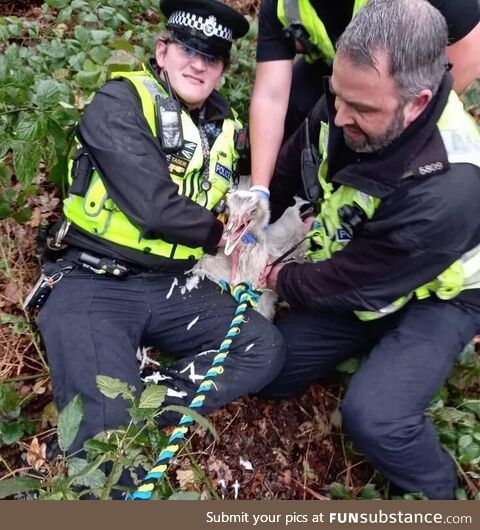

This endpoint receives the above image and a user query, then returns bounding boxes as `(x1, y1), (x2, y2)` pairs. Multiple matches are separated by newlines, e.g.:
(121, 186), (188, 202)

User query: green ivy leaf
(0, 477), (42, 499)
(96, 375), (135, 401)
(139, 385), (167, 409)
(57, 394), (84, 452)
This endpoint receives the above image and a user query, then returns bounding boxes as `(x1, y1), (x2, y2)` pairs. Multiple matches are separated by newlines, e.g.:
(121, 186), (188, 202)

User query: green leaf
(162, 405), (218, 440)
(139, 385), (167, 409)
(0, 421), (25, 445)
(57, 394), (84, 452)
(0, 200), (13, 219)
(110, 38), (135, 53)
(462, 400), (480, 417)
(0, 383), (20, 417)
(96, 375), (135, 401)
(74, 26), (91, 50)
(34, 79), (62, 109)
(168, 491), (201, 500)
(13, 207), (33, 224)
(12, 140), (41, 185)
(38, 41), (67, 60)
(336, 356), (360, 374)
(455, 488), (468, 500)
(46, 0), (69, 8)
(90, 30), (114, 45)
(0, 477), (42, 499)
(81, 13), (99, 25)
(435, 407), (477, 428)
(361, 484), (381, 500)
(68, 457), (107, 489)
(128, 405), (157, 423)
(16, 113), (48, 141)
(83, 439), (117, 454)
(74, 69), (102, 89)
(0, 164), (12, 186)
(56, 7), (73, 24)
(89, 45), (112, 65)
(329, 482), (350, 499)
(0, 138), (11, 159)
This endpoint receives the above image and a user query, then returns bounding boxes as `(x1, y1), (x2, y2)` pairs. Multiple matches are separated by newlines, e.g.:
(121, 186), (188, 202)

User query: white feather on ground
(191, 191), (307, 320)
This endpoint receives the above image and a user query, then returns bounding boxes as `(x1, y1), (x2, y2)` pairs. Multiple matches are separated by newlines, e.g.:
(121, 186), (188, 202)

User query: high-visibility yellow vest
(277, 0), (368, 63)
(63, 67), (240, 260)
(306, 91), (480, 320)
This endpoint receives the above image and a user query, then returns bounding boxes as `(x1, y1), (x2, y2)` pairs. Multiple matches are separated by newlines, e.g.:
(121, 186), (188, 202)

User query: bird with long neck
(191, 190), (307, 320)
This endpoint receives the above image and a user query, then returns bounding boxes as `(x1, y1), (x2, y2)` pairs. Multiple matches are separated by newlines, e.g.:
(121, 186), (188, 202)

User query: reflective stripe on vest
(277, 0), (368, 63)
(307, 91), (480, 320)
(63, 67), (240, 260)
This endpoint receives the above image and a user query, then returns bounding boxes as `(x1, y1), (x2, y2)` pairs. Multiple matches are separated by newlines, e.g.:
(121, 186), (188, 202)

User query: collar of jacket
(323, 72), (453, 199)
(146, 58), (234, 122)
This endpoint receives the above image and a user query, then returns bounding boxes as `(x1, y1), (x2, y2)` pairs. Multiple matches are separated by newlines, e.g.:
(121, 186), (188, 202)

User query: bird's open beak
(224, 216), (253, 256)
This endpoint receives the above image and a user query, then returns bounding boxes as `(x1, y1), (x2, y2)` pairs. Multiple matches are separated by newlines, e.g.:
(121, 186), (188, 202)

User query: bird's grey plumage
(192, 191), (307, 320)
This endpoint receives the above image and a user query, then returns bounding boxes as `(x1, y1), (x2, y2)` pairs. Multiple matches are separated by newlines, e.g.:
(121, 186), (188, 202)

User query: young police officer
(37, 0), (285, 454)
(249, 0), (480, 203)
(263, 0), (480, 499)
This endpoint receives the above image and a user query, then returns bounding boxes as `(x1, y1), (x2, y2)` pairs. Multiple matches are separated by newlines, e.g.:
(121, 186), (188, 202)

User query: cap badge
(202, 16), (217, 37)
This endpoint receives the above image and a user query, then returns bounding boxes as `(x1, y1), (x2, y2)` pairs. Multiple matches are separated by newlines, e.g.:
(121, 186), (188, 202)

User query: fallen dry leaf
(176, 469), (195, 490)
(26, 437), (47, 471)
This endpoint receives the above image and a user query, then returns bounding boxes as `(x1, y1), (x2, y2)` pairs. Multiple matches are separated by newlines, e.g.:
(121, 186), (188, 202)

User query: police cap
(159, 0), (249, 61)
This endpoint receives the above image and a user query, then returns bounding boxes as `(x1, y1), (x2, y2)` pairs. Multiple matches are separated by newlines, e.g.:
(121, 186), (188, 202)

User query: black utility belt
(72, 250), (130, 277)
(24, 251), (131, 310)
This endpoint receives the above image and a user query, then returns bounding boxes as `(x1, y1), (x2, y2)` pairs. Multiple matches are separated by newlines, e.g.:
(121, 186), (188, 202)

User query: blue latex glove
(249, 185), (270, 205)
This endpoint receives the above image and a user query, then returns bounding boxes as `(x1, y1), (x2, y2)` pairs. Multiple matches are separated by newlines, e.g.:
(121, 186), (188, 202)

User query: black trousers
(38, 262), (285, 453)
(262, 299), (480, 499)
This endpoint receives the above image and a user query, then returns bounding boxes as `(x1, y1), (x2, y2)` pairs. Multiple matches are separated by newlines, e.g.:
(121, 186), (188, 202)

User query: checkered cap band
(169, 10), (233, 42)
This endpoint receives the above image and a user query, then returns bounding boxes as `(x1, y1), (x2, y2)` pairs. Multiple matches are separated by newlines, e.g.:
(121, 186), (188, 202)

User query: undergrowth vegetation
(0, 0), (479, 500)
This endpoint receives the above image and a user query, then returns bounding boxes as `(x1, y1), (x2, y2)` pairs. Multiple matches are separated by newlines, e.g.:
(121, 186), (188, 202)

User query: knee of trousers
(342, 391), (424, 452)
(243, 325), (286, 390)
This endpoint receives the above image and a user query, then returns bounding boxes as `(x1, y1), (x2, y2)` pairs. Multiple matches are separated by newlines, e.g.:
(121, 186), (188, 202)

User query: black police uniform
(262, 73), (480, 499)
(37, 0), (285, 456)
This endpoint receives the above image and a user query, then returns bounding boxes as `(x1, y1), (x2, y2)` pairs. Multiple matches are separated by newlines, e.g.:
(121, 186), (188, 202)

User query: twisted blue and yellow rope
(127, 281), (261, 500)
